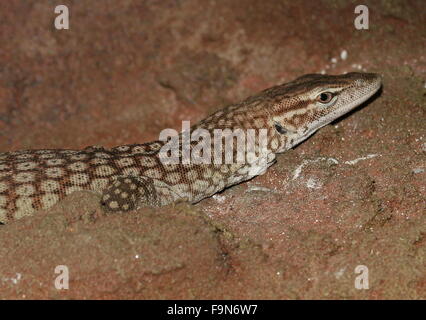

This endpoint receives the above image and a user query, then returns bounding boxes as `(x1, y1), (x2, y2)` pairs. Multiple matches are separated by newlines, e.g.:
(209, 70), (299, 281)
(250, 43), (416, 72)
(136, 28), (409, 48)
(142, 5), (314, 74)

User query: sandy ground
(0, 0), (424, 299)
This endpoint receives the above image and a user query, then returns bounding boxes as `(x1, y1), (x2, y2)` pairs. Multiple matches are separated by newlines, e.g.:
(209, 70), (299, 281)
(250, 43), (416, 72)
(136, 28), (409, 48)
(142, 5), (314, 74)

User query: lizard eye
(274, 122), (287, 134)
(317, 92), (334, 103)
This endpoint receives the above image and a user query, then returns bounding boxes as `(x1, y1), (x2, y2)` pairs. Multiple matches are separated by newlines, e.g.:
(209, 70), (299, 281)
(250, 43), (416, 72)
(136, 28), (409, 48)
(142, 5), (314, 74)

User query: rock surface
(0, 0), (424, 299)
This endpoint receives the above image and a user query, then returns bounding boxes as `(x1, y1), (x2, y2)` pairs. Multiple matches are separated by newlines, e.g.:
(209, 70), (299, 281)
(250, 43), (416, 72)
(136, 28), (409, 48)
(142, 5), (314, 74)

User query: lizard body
(0, 72), (381, 223)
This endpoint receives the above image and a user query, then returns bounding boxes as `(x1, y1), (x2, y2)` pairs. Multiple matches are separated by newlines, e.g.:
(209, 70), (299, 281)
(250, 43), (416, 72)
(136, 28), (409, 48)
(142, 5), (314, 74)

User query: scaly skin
(0, 72), (382, 223)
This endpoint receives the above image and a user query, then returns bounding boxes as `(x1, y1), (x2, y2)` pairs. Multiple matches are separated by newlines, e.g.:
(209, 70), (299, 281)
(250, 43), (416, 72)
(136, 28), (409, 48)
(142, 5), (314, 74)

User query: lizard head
(266, 72), (382, 152)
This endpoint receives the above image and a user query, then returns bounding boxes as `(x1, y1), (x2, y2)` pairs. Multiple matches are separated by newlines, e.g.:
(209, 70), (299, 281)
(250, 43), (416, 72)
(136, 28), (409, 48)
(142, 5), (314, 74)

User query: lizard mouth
(319, 74), (382, 128)
(344, 75), (382, 111)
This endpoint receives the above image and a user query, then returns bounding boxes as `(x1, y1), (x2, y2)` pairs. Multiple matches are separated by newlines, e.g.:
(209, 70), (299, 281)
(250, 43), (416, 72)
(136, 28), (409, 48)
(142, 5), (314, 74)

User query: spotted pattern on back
(0, 72), (382, 223)
(0, 142), (173, 222)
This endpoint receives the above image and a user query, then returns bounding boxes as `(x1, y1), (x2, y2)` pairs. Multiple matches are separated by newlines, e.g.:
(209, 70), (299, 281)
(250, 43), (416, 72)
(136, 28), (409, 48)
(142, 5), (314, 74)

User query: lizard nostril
(318, 92), (334, 103)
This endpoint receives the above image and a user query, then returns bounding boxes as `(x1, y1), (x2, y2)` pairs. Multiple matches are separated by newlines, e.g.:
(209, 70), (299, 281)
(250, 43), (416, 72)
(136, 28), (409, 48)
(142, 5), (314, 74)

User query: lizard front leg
(100, 175), (184, 212)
